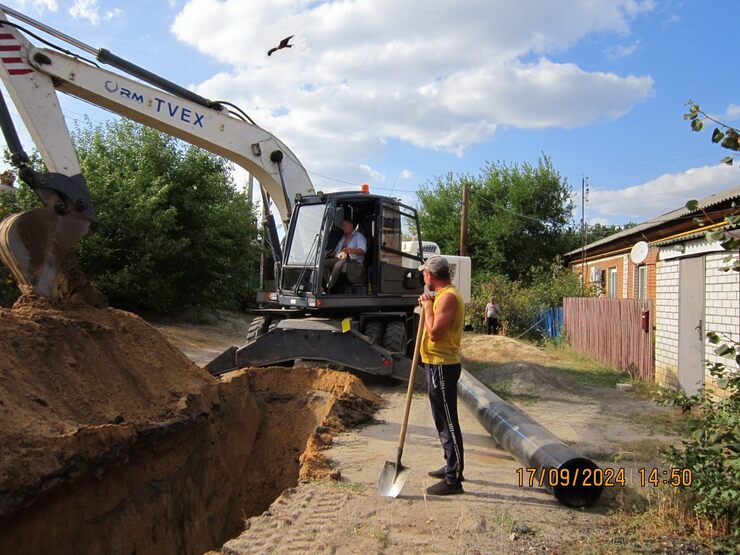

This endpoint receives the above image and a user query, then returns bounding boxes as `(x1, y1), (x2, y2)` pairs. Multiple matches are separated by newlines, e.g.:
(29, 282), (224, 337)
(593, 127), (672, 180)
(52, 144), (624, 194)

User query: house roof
(566, 184), (740, 257)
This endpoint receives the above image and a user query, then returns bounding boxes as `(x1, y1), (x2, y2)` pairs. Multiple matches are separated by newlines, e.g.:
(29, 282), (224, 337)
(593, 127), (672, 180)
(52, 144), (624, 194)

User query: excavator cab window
(281, 202), (326, 292)
(377, 202), (423, 295)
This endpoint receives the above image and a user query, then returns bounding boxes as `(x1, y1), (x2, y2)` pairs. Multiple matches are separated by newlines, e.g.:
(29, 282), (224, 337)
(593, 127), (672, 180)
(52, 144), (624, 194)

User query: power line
(476, 195), (553, 224)
(584, 151), (719, 176)
(306, 169), (418, 193)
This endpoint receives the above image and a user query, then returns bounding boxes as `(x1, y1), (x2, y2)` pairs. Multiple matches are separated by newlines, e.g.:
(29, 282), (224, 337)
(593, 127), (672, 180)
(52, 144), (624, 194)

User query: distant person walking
(484, 296), (500, 335)
(418, 255), (465, 496)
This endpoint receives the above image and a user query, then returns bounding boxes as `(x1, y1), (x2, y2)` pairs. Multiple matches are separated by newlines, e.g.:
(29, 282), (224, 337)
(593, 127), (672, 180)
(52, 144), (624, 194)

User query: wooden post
(460, 181), (470, 256)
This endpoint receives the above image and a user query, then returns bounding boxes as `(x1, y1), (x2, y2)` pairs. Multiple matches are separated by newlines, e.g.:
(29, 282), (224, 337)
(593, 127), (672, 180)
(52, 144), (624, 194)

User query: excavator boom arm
(0, 6), (314, 300)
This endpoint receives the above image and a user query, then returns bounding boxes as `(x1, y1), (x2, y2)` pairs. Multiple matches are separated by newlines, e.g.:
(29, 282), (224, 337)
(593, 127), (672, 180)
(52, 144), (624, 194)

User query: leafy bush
(1, 121), (260, 312)
(661, 339), (739, 543)
(470, 262), (590, 338)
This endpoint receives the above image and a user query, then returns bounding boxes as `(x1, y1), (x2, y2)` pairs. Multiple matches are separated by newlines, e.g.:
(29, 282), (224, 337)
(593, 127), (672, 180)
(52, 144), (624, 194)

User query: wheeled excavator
(0, 4), (470, 380)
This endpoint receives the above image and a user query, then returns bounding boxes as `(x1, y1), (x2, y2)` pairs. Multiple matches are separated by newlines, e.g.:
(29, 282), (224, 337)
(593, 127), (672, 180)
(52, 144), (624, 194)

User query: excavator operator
(324, 219), (366, 291)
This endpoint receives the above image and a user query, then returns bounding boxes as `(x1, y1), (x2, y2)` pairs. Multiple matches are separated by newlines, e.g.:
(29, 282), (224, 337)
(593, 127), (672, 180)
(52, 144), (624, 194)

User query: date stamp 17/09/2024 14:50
(516, 467), (693, 489)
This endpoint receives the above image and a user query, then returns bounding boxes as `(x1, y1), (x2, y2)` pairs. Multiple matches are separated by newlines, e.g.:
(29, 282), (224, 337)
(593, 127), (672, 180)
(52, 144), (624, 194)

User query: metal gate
(563, 298), (654, 381)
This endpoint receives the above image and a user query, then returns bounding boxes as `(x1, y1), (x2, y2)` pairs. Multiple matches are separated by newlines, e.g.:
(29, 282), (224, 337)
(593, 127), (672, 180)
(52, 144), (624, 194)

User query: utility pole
(460, 180), (470, 256)
(580, 176), (589, 289)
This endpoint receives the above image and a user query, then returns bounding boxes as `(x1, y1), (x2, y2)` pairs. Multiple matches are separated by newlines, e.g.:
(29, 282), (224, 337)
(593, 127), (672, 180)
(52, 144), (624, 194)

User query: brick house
(566, 185), (740, 393)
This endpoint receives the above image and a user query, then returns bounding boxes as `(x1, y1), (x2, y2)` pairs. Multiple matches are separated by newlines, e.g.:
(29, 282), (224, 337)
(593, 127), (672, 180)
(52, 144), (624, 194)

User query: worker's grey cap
(419, 255), (450, 276)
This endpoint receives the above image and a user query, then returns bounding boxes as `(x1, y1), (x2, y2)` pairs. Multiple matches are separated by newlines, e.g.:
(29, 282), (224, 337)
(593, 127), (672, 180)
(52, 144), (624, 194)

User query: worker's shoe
(428, 467), (465, 482)
(426, 479), (464, 496)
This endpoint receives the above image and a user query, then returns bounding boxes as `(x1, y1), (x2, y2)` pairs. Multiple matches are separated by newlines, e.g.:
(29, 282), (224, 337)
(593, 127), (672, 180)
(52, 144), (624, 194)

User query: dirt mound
(0, 295), (217, 502)
(471, 361), (593, 404)
(0, 296), (380, 554)
(461, 334), (557, 366)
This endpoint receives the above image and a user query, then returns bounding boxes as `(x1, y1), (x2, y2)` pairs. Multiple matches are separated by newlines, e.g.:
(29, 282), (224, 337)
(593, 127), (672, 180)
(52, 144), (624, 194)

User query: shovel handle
(396, 307), (425, 454)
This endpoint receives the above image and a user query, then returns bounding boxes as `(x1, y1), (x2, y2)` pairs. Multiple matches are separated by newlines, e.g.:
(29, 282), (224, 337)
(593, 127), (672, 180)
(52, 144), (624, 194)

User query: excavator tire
(245, 316), (270, 342)
(363, 319), (384, 345)
(382, 320), (406, 353)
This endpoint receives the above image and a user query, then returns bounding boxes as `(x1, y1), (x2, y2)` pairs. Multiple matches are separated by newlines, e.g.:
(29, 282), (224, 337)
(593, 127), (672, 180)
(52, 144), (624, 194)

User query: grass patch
(572, 485), (722, 554)
(625, 409), (689, 436)
(627, 378), (663, 400)
(328, 480), (366, 493)
(460, 360), (490, 375)
(613, 439), (674, 463)
(489, 509), (515, 533)
(486, 378), (540, 404)
(540, 344), (631, 388)
(550, 364), (630, 388)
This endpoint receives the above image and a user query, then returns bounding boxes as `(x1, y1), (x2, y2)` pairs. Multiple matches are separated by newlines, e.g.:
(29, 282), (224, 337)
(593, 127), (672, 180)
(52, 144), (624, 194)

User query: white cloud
(604, 40), (640, 60)
(400, 169), (413, 180)
(359, 164), (384, 183)
(69, 0), (100, 24)
(105, 7), (123, 20)
(722, 103), (740, 122)
(588, 165), (740, 221)
(10, 0), (58, 12)
(590, 217), (610, 226)
(68, 0), (121, 24)
(171, 0), (654, 176)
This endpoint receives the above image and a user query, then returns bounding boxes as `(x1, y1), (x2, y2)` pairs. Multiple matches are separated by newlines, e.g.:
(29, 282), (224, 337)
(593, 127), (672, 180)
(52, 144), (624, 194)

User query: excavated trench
(0, 297), (379, 555)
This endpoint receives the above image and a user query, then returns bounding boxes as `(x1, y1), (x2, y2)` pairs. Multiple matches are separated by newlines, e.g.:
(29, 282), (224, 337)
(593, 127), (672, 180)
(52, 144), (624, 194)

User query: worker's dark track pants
(424, 362), (464, 484)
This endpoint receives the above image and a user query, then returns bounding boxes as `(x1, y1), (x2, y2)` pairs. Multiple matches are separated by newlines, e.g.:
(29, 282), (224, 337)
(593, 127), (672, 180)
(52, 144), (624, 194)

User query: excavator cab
(278, 191), (424, 309)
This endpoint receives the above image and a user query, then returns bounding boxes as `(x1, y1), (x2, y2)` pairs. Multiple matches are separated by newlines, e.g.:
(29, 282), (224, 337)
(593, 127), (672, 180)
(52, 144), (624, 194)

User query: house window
(608, 267), (618, 298)
(635, 265), (647, 299)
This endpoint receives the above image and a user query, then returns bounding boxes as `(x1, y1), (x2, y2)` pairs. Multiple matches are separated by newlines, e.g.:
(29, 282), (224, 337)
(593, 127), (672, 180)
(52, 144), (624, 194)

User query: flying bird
(268, 35), (294, 57)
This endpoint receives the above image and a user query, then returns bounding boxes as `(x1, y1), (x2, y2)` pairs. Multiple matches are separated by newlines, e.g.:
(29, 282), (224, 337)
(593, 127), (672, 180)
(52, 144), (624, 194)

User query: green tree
(1, 120), (259, 312)
(417, 156), (574, 281)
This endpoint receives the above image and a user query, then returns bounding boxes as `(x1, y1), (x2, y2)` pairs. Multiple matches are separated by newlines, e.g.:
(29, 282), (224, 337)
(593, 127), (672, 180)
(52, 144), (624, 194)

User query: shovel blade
(378, 460), (409, 498)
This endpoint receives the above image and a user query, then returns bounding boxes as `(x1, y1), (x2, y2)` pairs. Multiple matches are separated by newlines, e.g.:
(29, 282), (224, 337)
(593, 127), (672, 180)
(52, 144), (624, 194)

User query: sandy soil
(149, 318), (700, 554)
(0, 300), (380, 555)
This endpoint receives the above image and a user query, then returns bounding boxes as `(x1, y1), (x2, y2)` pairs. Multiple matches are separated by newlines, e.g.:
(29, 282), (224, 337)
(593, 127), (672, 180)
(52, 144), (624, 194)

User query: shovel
(378, 308), (426, 498)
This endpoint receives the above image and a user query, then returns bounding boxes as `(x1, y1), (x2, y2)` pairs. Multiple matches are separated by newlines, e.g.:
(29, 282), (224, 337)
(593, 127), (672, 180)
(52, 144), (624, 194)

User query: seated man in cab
(324, 219), (367, 291)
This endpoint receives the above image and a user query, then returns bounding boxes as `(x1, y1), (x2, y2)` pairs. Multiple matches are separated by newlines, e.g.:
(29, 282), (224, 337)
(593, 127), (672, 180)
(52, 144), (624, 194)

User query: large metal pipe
(458, 368), (602, 508)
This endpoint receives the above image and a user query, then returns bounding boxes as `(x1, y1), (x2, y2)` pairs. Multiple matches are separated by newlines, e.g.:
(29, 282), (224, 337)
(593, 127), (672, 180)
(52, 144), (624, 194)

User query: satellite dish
(630, 241), (649, 264)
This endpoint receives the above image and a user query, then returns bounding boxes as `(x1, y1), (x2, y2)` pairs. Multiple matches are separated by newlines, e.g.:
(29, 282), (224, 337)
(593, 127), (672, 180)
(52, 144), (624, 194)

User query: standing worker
(484, 296), (500, 335)
(418, 255), (465, 495)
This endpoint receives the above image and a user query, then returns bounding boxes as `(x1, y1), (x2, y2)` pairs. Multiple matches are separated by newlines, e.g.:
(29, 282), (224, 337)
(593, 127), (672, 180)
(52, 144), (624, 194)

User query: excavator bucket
(0, 207), (100, 302)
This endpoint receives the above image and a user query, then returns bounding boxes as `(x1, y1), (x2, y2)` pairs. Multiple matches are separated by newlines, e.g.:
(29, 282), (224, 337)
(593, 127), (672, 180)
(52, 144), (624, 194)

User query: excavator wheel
(363, 319), (384, 344)
(382, 320), (406, 353)
(245, 315), (270, 342)
(0, 207), (104, 304)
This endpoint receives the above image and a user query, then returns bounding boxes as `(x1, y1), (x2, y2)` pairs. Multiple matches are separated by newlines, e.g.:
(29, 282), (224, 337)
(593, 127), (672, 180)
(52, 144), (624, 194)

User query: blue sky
(1, 0), (739, 228)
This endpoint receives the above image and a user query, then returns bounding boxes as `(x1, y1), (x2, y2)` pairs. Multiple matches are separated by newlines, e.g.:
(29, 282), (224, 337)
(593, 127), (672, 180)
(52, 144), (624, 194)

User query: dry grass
(572, 484), (733, 554)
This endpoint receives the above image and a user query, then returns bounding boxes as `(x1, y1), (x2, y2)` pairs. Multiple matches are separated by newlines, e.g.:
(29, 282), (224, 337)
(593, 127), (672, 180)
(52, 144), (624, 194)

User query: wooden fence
(563, 297), (654, 381)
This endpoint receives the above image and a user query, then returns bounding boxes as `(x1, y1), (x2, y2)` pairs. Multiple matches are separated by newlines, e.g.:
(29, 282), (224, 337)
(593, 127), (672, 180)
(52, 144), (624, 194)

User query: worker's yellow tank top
(420, 284), (465, 365)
